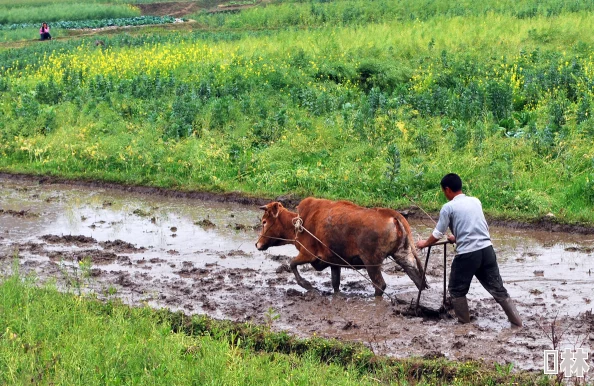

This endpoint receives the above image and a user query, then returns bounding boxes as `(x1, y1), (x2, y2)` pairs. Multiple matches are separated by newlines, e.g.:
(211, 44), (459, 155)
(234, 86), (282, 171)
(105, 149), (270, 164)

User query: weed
(264, 307), (280, 328)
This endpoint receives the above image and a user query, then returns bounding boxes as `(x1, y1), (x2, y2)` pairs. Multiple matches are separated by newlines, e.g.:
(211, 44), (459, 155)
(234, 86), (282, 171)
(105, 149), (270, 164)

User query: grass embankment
(0, 271), (549, 385)
(1, 0), (593, 225)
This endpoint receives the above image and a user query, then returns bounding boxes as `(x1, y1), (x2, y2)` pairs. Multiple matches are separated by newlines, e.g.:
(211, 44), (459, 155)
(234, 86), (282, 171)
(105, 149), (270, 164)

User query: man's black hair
(440, 173), (462, 192)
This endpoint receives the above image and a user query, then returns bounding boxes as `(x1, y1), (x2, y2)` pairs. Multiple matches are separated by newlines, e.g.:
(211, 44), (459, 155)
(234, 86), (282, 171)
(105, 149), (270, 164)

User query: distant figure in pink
(40, 23), (52, 40)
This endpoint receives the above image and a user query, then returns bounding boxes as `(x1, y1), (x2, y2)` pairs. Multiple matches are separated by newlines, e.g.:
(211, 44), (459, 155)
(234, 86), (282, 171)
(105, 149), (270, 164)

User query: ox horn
(259, 205), (267, 210)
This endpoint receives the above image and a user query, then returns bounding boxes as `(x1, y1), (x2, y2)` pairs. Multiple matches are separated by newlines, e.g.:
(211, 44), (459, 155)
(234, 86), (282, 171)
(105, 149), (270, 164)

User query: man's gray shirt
(432, 194), (492, 254)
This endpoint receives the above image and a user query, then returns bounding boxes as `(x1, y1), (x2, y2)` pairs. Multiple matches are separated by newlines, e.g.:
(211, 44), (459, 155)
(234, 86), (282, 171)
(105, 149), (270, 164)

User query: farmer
(39, 23), (51, 41)
(416, 173), (522, 327)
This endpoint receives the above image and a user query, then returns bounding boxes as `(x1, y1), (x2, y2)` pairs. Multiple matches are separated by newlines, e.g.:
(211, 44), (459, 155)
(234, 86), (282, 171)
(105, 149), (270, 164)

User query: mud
(0, 208), (39, 218)
(41, 234), (97, 246)
(48, 249), (118, 265)
(1, 175), (593, 371)
(2, 172), (593, 234)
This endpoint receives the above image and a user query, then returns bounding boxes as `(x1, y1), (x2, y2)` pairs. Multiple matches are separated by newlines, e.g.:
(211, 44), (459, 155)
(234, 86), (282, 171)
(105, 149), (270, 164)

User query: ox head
(255, 202), (290, 251)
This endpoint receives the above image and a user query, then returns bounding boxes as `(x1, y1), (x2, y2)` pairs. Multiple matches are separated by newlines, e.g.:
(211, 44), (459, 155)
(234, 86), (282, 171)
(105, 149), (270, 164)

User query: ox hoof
(298, 281), (315, 291)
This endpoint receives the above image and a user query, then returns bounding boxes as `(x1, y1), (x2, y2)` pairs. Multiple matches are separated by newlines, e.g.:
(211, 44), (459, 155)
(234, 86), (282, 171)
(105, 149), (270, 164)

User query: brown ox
(255, 197), (427, 296)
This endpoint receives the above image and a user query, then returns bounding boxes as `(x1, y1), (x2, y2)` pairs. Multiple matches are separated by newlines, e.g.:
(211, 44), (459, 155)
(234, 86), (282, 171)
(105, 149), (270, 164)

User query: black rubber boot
(497, 297), (523, 327)
(451, 296), (471, 323)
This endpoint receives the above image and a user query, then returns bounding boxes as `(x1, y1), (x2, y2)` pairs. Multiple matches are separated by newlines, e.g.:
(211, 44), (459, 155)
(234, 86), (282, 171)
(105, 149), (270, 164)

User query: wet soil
(1, 176), (593, 371)
(2, 172), (592, 234)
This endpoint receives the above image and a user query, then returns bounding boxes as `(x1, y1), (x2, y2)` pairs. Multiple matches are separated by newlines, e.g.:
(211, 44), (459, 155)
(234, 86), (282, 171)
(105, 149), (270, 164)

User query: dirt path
(1, 177), (593, 371)
(137, 2), (203, 17)
(136, 0), (259, 17)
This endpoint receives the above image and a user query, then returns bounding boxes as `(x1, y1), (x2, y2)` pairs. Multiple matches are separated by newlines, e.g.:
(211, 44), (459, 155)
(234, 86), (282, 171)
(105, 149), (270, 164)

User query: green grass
(0, 4), (140, 25)
(0, 28), (62, 42)
(190, 0), (594, 29)
(0, 0), (188, 6)
(0, 268), (551, 385)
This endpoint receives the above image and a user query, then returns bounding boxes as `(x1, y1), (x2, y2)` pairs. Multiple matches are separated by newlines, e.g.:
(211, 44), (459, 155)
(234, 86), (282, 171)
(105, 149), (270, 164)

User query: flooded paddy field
(0, 176), (593, 370)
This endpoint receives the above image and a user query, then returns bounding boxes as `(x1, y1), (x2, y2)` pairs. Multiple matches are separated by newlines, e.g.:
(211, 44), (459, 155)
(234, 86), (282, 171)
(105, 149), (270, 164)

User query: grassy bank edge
(0, 269), (552, 385)
(2, 169), (593, 233)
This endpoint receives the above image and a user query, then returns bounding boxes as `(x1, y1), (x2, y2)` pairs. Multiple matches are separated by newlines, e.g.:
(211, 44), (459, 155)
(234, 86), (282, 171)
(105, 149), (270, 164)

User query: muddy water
(1, 177), (593, 371)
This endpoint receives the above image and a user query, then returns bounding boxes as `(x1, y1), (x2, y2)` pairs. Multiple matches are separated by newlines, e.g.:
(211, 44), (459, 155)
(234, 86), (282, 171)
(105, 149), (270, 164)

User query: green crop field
(0, 4), (140, 25)
(1, 0), (594, 224)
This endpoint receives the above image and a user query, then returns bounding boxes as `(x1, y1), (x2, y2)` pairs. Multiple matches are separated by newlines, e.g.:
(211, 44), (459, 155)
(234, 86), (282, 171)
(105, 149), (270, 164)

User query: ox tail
(393, 212), (423, 274)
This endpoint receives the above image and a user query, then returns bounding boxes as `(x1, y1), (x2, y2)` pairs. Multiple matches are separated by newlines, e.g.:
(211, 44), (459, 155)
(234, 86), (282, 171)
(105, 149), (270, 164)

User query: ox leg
(365, 265), (387, 297)
(289, 253), (315, 291)
(393, 252), (428, 291)
(331, 266), (341, 293)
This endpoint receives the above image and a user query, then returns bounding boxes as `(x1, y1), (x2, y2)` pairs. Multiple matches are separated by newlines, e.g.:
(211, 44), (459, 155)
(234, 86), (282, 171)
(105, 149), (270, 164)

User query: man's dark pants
(448, 245), (509, 301)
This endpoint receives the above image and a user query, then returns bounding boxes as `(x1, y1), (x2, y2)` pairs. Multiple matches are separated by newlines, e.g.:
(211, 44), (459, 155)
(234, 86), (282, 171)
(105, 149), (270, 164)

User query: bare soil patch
(100, 239), (145, 253)
(48, 249), (119, 265)
(136, 0), (258, 17)
(0, 208), (39, 218)
(41, 234), (97, 246)
(137, 2), (202, 17)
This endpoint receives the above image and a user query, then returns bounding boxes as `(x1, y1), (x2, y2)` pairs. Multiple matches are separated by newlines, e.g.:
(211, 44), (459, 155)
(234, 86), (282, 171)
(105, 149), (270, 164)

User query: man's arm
(416, 234), (440, 249)
(416, 205), (452, 249)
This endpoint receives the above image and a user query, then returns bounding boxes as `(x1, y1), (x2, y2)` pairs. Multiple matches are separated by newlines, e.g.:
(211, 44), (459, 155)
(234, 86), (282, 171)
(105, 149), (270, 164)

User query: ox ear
(270, 202), (283, 218)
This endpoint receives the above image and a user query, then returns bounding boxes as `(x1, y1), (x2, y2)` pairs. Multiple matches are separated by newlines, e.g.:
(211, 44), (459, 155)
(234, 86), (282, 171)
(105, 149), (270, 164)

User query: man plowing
(416, 173), (522, 327)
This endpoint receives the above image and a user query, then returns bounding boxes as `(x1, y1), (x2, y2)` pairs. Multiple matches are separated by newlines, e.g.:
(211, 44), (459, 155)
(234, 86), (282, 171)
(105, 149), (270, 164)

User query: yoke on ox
(255, 197), (427, 296)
